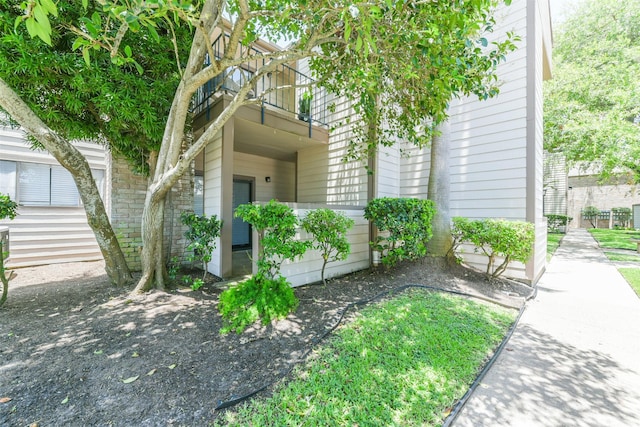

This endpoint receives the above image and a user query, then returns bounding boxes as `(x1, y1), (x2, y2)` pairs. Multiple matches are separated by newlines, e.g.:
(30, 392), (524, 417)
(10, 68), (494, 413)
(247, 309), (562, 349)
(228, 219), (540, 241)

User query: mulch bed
(0, 257), (532, 426)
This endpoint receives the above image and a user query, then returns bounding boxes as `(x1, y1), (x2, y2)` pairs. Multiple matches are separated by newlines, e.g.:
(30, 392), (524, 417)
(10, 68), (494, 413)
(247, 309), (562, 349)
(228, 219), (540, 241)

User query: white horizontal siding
(528, 0), (548, 283)
(447, 0), (545, 282)
(449, 0), (529, 221)
(0, 207), (102, 267)
(0, 126), (106, 169)
(530, 220), (547, 283)
(298, 94), (368, 206)
(456, 243), (528, 281)
(0, 127), (107, 267)
(275, 205), (370, 287)
(376, 144), (400, 197)
(399, 142), (430, 199)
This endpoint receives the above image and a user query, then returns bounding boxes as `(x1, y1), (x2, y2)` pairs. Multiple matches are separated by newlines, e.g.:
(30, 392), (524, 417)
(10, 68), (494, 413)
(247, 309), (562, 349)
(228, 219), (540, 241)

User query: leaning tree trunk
(0, 78), (132, 286)
(427, 120), (453, 258)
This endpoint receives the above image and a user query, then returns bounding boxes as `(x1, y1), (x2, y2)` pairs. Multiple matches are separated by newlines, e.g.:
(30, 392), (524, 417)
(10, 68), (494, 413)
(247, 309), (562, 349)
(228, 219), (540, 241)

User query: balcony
(192, 34), (329, 138)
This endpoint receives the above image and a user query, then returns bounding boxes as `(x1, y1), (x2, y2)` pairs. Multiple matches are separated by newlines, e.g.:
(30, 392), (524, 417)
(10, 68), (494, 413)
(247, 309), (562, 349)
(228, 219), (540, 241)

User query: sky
(549, 0), (584, 24)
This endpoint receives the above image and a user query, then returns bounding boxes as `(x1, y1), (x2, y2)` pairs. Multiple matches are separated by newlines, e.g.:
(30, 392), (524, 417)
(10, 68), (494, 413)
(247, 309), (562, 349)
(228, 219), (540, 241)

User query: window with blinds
(0, 160), (104, 207)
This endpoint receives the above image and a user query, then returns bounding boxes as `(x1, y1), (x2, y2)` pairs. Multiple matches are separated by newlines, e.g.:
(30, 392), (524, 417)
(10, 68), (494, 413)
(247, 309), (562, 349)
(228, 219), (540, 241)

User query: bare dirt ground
(0, 258), (532, 426)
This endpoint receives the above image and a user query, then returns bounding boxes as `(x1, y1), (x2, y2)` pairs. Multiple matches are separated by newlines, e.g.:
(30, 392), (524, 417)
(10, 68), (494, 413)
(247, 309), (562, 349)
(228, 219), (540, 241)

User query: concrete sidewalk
(453, 228), (640, 427)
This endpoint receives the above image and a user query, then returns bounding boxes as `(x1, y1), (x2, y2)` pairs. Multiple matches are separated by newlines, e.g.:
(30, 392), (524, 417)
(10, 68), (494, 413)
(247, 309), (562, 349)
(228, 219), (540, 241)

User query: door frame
(232, 175), (255, 250)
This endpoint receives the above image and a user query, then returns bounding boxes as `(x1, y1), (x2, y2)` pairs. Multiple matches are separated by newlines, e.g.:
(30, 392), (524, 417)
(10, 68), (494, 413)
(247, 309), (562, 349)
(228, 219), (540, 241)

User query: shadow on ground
(1, 258), (531, 426)
(457, 321), (640, 426)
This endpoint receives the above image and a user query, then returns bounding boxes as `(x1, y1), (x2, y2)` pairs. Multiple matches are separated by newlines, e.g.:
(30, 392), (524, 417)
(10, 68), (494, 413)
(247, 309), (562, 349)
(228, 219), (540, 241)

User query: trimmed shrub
(364, 197), (436, 266)
(218, 274), (298, 334)
(0, 193), (17, 221)
(451, 217), (535, 279)
(302, 209), (354, 285)
(180, 211), (222, 287)
(544, 214), (572, 233)
(219, 200), (309, 333)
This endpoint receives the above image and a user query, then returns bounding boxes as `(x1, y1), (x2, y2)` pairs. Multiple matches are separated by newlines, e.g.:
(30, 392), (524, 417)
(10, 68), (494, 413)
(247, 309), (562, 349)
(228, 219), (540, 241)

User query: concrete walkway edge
(452, 228), (640, 427)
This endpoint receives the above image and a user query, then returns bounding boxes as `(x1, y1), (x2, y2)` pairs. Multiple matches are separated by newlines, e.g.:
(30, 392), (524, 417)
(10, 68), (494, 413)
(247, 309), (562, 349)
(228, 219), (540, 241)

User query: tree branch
(224, 0), (250, 61)
(110, 21), (130, 58)
(164, 17), (183, 76)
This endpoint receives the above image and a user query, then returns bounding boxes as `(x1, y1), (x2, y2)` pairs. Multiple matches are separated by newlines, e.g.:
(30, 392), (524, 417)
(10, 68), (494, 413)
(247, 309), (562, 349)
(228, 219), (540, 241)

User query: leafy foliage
(10, 0), (518, 166)
(219, 200), (309, 333)
(180, 211), (222, 284)
(364, 198), (436, 266)
(451, 217), (534, 279)
(218, 274), (298, 334)
(298, 91), (312, 121)
(544, 0), (640, 183)
(581, 206), (600, 228)
(311, 0), (518, 160)
(0, 1), (193, 174)
(233, 200), (309, 280)
(0, 193), (18, 221)
(612, 207), (632, 229)
(302, 209), (354, 285)
(544, 214), (572, 233)
(0, 193), (17, 307)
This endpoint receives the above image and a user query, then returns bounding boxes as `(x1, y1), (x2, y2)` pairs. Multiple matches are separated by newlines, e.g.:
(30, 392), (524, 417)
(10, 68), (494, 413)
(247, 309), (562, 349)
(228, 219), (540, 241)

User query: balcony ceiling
(193, 95), (329, 162)
(234, 117), (326, 162)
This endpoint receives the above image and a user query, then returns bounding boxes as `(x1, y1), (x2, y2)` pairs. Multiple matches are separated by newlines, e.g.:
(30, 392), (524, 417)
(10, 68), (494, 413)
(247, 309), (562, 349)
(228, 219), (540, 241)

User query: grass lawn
(216, 289), (516, 426)
(547, 233), (564, 260)
(619, 268), (640, 298)
(589, 228), (640, 251)
(604, 252), (640, 263)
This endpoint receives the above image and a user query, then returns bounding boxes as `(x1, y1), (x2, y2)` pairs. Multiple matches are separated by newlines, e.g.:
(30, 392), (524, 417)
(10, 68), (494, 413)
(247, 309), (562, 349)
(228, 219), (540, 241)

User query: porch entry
(232, 178), (253, 250)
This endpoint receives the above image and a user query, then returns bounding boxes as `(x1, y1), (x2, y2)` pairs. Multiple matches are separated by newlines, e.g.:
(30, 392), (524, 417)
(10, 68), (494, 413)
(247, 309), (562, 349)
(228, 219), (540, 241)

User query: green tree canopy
(0, 1), (193, 174)
(544, 0), (640, 182)
(310, 0), (516, 159)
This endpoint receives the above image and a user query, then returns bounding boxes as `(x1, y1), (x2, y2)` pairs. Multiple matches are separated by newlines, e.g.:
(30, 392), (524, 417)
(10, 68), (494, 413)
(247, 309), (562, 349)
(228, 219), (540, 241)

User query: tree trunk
(127, 1), (306, 292)
(427, 120), (453, 258)
(0, 78), (132, 286)
(321, 258), (328, 286)
(132, 194), (167, 293)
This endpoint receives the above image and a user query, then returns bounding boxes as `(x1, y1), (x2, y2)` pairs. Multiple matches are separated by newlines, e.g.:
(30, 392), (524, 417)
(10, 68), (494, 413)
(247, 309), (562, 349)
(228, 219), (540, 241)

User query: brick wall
(163, 166), (193, 266)
(568, 174), (640, 229)
(109, 154), (194, 271)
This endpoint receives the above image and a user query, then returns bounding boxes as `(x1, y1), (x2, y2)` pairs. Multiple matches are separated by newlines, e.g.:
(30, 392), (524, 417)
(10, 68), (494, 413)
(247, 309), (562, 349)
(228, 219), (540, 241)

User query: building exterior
(0, 126), (191, 270)
(1, 0), (552, 285)
(543, 151), (568, 218)
(544, 151), (640, 230)
(0, 125), (106, 267)
(397, 0), (552, 283)
(196, 0), (552, 285)
(567, 172), (639, 229)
